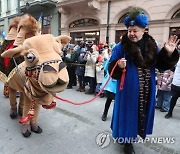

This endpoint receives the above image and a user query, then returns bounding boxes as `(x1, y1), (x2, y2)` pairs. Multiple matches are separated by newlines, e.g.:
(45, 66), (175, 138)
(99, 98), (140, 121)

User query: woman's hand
(164, 35), (179, 55)
(118, 58), (127, 68)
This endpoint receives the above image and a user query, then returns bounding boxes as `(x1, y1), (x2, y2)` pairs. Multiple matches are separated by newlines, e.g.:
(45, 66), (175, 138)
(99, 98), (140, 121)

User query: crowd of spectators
(62, 40), (116, 96)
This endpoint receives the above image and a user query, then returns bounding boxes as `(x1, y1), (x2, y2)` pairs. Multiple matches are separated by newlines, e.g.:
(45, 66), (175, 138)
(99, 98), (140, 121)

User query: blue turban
(124, 11), (149, 28)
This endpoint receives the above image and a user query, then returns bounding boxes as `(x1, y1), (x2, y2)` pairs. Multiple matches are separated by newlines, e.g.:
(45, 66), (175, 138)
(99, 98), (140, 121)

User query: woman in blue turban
(108, 7), (179, 154)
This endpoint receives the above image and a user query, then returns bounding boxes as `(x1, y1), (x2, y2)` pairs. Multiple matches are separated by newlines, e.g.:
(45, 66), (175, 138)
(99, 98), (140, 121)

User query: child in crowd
(95, 55), (104, 96)
(156, 69), (174, 112)
(101, 58), (117, 121)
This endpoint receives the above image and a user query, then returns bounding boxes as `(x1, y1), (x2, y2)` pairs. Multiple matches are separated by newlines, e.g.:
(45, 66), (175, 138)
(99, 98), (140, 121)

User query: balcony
(20, 0), (57, 13)
(57, 0), (101, 14)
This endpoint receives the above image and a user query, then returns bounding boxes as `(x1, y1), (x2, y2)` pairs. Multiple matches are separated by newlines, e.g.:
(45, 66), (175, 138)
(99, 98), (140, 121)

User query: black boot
(10, 108), (17, 119)
(124, 143), (135, 154)
(165, 113), (172, 119)
(165, 95), (177, 119)
(101, 112), (107, 121)
(101, 97), (112, 121)
(30, 122), (43, 134)
(22, 124), (31, 138)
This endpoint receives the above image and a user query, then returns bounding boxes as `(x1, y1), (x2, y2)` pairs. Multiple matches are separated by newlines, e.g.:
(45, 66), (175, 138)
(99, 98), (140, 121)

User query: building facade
(57, 0), (180, 46)
(0, 0), (59, 43)
(0, 0), (179, 46)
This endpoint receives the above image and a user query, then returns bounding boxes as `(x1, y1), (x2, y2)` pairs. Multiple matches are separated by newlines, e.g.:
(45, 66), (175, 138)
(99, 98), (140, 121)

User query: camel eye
(26, 53), (36, 63)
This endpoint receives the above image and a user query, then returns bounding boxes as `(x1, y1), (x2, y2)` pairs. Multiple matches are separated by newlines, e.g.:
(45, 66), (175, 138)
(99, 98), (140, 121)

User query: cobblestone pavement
(0, 81), (180, 154)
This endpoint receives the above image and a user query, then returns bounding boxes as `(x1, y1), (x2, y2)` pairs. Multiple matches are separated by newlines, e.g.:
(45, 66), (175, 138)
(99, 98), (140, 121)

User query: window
(70, 31), (100, 44)
(43, 16), (51, 27)
(69, 18), (99, 28)
(7, 0), (11, 11)
(170, 27), (180, 39)
(172, 10), (180, 19)
(42, 16), (51, 34)
(118, 14), (128, 23)
(0, 1), (2, 13)
(170, 10), (180, 39)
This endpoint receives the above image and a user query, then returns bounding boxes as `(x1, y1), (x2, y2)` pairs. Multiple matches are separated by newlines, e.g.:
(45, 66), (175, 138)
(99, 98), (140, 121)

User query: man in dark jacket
(64, 44), (80, 88)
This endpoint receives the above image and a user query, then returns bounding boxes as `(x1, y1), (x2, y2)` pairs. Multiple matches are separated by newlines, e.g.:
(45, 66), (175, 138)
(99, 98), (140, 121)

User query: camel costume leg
(30, 103), (42, 133)
(8, 71), (25, 118)
(9, 87), (18, 119)
(18, 92), (24, 116)
(21, 94), (42, 137)
(21, 93), (32, 137)
(9, 87), (24, 118)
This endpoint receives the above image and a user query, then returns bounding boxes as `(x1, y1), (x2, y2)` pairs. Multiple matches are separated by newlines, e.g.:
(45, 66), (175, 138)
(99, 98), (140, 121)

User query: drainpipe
(58, 12), (61, 35)
(106, 0), (111, 44)
(17, 0), (21, 16)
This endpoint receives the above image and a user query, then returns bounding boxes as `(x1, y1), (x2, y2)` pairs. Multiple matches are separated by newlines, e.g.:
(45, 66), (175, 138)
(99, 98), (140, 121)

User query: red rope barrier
(55, 59), (126, 105)
(19, 59), (126, 124)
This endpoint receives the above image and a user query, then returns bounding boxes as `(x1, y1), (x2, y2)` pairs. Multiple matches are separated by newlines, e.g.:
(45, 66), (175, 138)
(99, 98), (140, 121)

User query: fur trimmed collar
(121, 33), (158, 68)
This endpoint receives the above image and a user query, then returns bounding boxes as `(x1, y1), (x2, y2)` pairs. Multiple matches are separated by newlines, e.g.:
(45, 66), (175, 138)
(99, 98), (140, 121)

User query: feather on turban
(124, 8), (149, 28)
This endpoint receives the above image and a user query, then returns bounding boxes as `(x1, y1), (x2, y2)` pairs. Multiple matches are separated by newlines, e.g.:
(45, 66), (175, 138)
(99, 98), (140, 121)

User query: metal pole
(17, 0), (21, 16)
(106, 0), (111, 44)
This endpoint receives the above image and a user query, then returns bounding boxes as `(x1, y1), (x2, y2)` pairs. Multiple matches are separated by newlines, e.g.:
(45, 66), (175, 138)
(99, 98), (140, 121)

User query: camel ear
(55, 35), (71, 46)
(1, 45), (23, 58)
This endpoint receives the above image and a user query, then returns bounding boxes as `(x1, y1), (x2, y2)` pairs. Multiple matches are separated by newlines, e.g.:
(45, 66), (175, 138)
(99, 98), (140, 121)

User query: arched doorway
(169, 9), (180, 40)
(115, 14), (127, 43)
(69, 18), (100, 45)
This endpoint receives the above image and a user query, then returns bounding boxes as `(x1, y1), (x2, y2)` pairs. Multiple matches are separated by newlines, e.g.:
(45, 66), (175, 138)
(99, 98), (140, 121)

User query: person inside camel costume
(0, 14), (40, 119)
(0, 16), (25, 118)
(0, 16), (20, 98)
(1, 14), (71, 138)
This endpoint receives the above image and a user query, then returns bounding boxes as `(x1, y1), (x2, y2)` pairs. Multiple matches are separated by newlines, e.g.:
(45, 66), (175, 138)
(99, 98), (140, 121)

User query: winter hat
(80, 48), (86, 53)
(97, 55), (104, 62)
(104, 43), (109, 48)
(124, 7), (148, 28)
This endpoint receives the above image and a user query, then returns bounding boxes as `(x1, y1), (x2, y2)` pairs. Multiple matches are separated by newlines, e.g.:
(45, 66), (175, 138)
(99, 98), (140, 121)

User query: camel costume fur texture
(2, 34), (70, 137)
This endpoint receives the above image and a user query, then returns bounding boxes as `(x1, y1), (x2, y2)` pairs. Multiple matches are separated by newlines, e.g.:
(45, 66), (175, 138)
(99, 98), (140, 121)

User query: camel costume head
(2, 34), (70, 94)
(14, 14), (38, 46)
(6, 17), (20, 41)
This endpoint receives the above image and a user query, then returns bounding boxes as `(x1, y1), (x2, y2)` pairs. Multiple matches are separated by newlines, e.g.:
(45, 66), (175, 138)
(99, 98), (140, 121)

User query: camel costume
(0, 14), (40, 119)
(0, 16), (25, 118)
(2, 34), (70, 138)
(1, 14), (70, 138)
